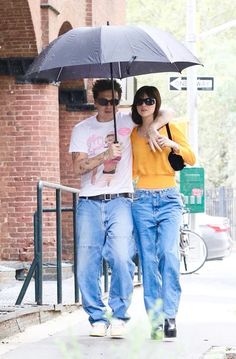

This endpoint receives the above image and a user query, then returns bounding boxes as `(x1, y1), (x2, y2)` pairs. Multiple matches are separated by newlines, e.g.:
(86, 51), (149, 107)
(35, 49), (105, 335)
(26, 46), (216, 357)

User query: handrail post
(16, 180), (80, 306)
(73, 192), (79, 303)
(56, 188), (62, 304)
(15, 258), (38, 305)
(15, 211), (39, 305)
(37, 182), (43, 305)
(34, 212), (39, 302)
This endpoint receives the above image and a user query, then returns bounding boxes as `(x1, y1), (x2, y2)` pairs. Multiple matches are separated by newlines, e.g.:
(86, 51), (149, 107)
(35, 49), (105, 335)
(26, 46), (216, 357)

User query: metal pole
(186, 0), (198, 159)
(106, 21), (118, 143)
(34, 212), (39, 302)
(186, 0), (198, 230)
(56, 189), (62, 304)
(15, 258), (38, 305)
(73, 193), (79, 303)
(37, 182), (43, 305)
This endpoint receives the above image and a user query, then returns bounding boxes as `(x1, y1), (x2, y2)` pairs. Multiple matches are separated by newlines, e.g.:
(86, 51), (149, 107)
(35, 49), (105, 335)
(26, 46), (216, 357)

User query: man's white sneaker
(110, 319), (126, 338)
(89, 321), (108, 337)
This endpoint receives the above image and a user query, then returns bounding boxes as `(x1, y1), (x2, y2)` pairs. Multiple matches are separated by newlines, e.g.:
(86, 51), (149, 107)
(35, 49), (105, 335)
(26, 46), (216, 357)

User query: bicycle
(179, 209), (208, 275)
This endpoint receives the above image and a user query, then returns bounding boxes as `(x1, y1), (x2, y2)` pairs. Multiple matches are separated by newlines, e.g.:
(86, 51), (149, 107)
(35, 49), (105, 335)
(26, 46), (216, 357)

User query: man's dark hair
(131, 86), (161, 125)
(92, 79), (122, 100)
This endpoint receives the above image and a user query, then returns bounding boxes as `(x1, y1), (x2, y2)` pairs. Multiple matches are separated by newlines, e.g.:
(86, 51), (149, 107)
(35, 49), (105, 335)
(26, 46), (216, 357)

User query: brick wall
(0, 0), (37, 57)
(0, 78), (60, 261)
(0, 0), (126, 263)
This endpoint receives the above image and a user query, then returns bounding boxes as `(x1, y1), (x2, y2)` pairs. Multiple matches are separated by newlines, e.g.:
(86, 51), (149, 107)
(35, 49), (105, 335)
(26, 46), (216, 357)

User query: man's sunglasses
(96, 98), (120, 106)
(135, 97), (156, 106)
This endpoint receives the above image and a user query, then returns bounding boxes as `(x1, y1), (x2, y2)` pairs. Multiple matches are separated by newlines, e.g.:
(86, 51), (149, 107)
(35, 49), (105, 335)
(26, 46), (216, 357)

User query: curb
(0, 303), (81, 341)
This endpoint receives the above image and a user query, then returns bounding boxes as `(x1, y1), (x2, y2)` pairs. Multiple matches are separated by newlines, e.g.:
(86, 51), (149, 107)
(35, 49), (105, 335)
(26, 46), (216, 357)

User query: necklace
(137, 127), (148, 138)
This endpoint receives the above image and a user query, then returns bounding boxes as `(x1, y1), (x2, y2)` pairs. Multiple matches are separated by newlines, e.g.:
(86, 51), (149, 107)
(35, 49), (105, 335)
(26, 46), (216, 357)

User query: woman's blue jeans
(76, 197), (135, 324)
(132, 188), (182, 323)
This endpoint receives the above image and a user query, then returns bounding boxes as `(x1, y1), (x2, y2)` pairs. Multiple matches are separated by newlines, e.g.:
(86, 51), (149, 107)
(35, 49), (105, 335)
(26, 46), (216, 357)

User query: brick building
(0, 0), (126, 264)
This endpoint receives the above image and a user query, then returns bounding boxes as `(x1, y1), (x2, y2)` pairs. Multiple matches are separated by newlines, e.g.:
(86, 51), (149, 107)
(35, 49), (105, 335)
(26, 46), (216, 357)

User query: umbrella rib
(172, 62), (181, 73)
(118, 62), (122, 79)
(56, 67), (63, 82)
(126, 56), (137, 75)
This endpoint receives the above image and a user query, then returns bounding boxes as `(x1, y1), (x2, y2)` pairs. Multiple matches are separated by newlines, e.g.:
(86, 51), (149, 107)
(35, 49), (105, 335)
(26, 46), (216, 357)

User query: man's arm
(147, 109), (174, 152)
(72, 143), (122, 177)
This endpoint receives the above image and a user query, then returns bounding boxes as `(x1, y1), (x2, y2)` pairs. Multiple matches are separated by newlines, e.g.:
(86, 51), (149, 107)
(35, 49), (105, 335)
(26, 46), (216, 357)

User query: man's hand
(155, 135), (180, 152)
(105, 143), (122, 161)
(147, 127), (162, 152)
(147, 109), (175, 152)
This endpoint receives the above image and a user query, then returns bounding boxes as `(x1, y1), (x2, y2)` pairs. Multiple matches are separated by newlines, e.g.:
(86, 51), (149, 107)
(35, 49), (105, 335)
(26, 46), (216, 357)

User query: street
(1, 248), (236, 359)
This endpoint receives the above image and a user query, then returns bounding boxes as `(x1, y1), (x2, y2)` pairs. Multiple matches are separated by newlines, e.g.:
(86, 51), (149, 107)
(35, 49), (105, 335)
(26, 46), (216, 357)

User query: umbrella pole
(110, 63), (118, 143)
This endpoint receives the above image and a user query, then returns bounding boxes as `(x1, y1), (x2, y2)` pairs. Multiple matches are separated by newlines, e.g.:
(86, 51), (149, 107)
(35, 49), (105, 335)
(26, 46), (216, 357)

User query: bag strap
(166, 123), (172, 140)
(166, 123), (174, 153)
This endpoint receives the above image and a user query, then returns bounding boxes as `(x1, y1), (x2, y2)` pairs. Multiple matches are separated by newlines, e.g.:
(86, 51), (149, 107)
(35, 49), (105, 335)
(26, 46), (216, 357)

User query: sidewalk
(1, 253), (236, 359)
(0, 284), (236, 359)
(0, 269), (141, 340)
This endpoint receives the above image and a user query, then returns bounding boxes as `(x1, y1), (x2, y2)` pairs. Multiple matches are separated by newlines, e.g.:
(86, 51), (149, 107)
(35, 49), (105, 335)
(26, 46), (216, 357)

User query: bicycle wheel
(180, 229), (208, 275)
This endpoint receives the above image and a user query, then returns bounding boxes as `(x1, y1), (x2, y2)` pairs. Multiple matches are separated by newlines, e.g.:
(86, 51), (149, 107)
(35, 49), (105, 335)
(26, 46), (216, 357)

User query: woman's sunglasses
(96, 98), (120, 106)
(135, 97), (156, 106)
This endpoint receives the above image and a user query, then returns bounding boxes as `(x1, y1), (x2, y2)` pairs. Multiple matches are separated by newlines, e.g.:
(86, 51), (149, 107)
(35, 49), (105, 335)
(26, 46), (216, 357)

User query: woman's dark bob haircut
(131, 86), (161, 125)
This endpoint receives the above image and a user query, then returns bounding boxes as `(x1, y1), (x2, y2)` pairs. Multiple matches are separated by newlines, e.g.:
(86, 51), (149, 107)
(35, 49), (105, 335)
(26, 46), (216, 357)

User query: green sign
(180, 167), (205, 213)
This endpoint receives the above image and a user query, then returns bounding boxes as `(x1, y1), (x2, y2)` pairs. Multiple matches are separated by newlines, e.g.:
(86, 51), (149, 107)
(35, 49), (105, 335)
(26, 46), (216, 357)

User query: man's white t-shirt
(69, 112), (135, 197)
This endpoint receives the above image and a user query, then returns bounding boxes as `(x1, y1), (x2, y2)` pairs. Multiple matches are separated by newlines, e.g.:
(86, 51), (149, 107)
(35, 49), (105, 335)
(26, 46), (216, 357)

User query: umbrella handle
(113, 139), (121, 161)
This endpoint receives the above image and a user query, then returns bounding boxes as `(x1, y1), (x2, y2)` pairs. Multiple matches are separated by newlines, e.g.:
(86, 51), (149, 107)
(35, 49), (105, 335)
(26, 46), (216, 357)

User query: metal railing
(16, 180), (142, 306)
(16, 180), (80, 305)
(206, 186), (236, 241)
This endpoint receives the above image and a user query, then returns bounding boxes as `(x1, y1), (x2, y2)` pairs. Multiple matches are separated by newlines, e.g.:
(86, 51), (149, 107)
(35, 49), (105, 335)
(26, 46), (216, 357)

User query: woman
(131, 86), (196, 341)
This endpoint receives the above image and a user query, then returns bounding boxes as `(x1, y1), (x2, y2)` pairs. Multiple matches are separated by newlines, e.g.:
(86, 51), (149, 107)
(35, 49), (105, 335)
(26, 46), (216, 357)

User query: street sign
(180, 167), (205, 213)
(169, 77), (214, 91)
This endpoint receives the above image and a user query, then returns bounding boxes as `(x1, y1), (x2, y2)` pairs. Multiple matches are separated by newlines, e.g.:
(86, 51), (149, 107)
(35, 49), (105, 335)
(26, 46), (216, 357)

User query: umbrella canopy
(26, 24), (201, 82)
(26, 24), (202, 142)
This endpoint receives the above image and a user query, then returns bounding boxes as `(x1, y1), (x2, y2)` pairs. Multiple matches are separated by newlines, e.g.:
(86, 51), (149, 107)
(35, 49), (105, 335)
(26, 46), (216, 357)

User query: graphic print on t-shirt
(90, 132), (120, 187)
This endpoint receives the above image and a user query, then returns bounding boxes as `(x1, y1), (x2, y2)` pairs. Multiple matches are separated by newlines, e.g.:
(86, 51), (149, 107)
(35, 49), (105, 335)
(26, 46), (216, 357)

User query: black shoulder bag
(166, 123), (185, 171)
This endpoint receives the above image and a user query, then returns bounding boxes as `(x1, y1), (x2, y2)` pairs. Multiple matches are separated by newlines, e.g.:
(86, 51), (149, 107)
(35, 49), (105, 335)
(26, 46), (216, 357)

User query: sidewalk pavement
(1, 253), (236, 359)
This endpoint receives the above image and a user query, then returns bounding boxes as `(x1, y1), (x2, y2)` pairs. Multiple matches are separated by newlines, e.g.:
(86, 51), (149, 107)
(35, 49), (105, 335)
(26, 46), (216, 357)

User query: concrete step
(0, 265), (16, 290)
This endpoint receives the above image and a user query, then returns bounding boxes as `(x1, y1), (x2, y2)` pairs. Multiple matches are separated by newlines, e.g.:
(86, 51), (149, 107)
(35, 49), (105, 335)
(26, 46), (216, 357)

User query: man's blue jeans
(76, 197), (135, 324)
(132, 188), (182, 323)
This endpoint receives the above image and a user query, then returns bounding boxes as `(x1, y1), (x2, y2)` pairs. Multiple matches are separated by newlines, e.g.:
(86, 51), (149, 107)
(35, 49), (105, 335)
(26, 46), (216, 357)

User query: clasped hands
(105, 134), (178, 160)
(147, 127), (179, 153)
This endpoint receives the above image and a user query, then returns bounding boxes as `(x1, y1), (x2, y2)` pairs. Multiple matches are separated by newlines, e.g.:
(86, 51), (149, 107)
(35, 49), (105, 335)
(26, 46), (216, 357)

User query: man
(69, 79), (168, 338)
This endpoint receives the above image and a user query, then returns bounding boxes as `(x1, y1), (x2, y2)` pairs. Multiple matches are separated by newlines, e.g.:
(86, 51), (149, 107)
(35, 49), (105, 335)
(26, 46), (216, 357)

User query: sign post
(180, 167), (205, 213)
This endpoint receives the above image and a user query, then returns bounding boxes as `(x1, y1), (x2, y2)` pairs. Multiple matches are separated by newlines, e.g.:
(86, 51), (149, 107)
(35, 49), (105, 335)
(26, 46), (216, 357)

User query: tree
(127, 0), (236, 188)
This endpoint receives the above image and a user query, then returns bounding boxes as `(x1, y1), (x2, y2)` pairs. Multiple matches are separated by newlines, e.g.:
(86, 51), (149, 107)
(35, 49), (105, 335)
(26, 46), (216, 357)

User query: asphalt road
(1, 248), (236, 359)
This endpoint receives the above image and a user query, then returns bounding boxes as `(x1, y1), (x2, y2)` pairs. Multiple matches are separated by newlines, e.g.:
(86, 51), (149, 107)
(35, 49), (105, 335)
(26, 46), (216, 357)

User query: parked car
(196, 213), (233, 260)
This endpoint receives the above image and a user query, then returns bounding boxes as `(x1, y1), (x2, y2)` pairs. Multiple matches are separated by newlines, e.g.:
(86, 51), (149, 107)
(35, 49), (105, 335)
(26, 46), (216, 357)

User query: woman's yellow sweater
(131, 122), (196, 189)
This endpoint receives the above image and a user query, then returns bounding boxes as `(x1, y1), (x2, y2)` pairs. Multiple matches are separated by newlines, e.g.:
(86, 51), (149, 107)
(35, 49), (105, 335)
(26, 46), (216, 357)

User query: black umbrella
(26, 24), (202, 141)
